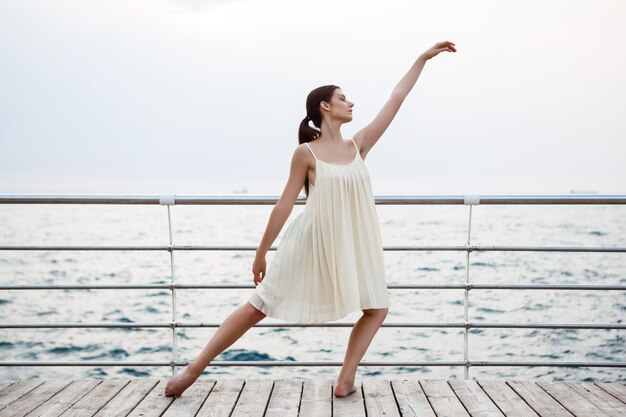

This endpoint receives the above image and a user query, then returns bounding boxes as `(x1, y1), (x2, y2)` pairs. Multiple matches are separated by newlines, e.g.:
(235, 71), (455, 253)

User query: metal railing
(1, 193), (625, 379)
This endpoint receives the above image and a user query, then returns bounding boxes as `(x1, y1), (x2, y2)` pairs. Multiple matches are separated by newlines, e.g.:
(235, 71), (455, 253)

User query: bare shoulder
(295, 142), (311, 158)
(351, 134), (369, 159)
(293, 143), (314, 166)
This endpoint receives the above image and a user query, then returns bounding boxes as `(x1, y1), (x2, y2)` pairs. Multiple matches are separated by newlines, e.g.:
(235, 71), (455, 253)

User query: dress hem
(248, 292), (390, 324)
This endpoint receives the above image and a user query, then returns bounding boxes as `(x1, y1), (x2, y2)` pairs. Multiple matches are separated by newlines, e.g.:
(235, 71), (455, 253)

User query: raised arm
(353, 41), (457, 158)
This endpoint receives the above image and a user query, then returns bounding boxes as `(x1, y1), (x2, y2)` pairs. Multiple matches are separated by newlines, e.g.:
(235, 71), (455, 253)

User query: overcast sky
(1, 0), (624, 196)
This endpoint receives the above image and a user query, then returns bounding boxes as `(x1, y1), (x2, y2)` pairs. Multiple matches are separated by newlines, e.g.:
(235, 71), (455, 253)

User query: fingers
(435, 41), (457, 52)
(435, 46), (456, 54)
(252, 271), (265, 286)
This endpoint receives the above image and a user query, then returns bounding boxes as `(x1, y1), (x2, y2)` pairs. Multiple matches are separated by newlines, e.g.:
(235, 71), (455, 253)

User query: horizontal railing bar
(1, 322), (624, 329)
(470, 284), (626, 290)
(1, 360), (625, 367)
(471, 323), (626, 329)
(1, 245), (625, 253)
(1, 194), (625, 205)
(2, 283), (625, 291)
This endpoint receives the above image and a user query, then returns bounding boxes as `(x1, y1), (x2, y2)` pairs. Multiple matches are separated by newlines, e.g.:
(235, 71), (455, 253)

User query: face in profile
(325, 89), (354, 123)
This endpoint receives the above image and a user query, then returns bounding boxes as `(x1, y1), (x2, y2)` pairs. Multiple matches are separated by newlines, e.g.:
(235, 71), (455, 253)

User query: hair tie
(305, 115), (311, 121)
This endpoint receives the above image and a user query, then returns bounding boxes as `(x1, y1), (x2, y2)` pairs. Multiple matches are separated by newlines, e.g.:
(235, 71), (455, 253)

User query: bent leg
(191, 302), (266, 372)
(165, 302), (266, 396)
(334, 307), (388, 397)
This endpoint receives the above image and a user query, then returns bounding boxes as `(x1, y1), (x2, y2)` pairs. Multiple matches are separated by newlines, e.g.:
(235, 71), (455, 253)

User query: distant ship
(569, 189), (599, 194)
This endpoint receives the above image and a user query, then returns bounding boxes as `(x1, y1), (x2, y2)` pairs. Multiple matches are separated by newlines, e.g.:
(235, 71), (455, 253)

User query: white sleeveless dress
(248, 137), (391, 323)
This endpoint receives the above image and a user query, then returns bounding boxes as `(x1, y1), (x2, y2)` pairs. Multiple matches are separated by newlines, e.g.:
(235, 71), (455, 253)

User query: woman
(165, 40), (457, 398)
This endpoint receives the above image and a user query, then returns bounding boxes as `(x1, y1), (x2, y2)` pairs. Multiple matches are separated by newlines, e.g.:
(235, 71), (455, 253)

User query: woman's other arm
(253, 144), (309, 285)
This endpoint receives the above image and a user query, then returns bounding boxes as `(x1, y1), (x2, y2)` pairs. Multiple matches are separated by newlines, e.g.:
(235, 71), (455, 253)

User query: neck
(318, 120), (345, 144)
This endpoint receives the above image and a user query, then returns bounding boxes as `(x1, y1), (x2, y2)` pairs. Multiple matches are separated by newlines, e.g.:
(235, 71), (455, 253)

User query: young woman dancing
(165, 40), (457, 398)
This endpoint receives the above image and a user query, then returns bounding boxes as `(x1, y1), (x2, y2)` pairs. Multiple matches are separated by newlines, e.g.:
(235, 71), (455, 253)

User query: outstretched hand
(421, 41), (457, 60)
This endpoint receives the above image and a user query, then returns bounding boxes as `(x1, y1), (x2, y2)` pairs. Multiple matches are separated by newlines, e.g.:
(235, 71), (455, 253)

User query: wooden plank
(161, 379), (216, 417)
(24, 379), (102, 417)
(361, 379), (400, 417)
(196, 379), (245, 417)
(265, 378), (302, 417)
(61, 378), (130, 417)
(564, 383), (626, 416)
(0, 380), (45, 411)
(507, 381), (574, 417)
(390, 380), (436, 417)
(536, 380), (611, 417)
(299, 379), (331, 417)
(231, 379), (273, 417)
(93, 379), (160, 417)
(127, 380), (176, 417)
(0, 382), (17, 394)
(595, 383), (626, 404)
(0, 379), (71, 417)
(476, 380), (539, 417)
(332, 379), (365, 417)
(448, 380), (504, 417)
(419, 379), (470, 417)
(2, 378), (624, 417)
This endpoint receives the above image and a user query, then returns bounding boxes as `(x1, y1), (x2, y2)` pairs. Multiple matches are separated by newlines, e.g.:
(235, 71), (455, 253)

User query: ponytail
(298, 85), (340, 197)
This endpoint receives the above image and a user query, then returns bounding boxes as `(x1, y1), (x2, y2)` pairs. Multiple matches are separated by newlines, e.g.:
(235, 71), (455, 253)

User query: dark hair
(298, 84), (340, 197)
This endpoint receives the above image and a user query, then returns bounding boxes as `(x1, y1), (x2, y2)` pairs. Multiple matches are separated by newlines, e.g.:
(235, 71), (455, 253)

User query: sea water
(0, 202), (624, 382)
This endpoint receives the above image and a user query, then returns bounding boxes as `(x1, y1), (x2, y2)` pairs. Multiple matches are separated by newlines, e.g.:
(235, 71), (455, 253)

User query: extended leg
(164, 302), (266, 396)
(334, 307), (388, 397)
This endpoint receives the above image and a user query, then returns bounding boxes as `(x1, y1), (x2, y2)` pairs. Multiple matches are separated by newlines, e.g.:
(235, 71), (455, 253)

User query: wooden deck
(1, 378), (625, 416)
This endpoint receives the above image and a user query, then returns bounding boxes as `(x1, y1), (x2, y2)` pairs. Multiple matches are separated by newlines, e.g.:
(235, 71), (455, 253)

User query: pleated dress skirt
(248, 138), (391, 323)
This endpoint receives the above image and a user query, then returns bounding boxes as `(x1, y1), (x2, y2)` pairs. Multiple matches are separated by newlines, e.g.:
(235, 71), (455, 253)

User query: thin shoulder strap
(304, 142), (317, 160)
(350, 137), (359, 152)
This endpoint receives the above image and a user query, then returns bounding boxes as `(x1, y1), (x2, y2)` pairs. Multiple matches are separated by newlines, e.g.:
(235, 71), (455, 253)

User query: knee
(362, 307), (388, 321)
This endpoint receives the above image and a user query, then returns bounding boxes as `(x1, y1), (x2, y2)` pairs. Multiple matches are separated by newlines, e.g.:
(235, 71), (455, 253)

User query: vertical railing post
(463, 194), (479, 380)
(160, 194), (178, 377)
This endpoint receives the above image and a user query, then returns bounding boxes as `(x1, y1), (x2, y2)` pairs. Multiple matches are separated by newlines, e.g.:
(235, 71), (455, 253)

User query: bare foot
(334, 380), (357, 397)
(164, 365), (201, 397)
